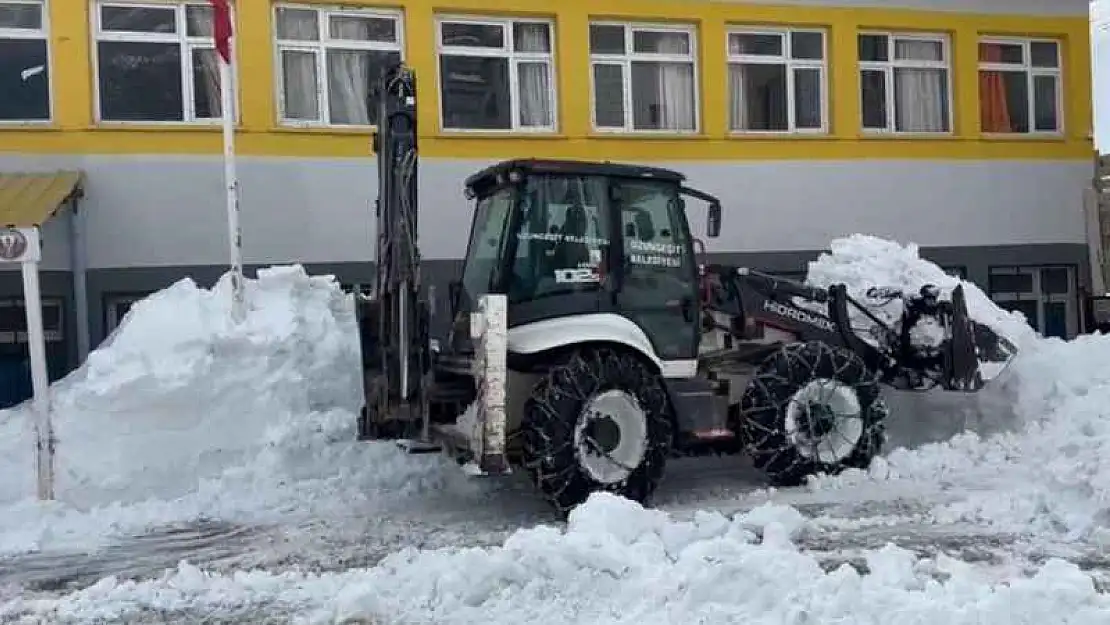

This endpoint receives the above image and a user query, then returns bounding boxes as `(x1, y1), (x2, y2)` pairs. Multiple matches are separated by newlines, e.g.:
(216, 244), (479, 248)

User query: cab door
(613, 180), (700, 363)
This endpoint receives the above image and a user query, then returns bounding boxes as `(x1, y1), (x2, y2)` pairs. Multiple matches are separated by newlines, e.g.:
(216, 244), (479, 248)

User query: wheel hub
(802, 402), (837, 439)
(783, 378), (865, 464)
(573, 389), (649, 485)
(584, 415), (621, 454)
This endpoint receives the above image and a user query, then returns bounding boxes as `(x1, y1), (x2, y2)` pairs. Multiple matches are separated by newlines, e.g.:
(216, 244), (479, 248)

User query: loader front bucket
(946, 285), (984, 391)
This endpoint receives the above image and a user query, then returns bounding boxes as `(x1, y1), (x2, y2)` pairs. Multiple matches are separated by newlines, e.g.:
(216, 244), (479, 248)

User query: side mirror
(707, 201), (722, 238)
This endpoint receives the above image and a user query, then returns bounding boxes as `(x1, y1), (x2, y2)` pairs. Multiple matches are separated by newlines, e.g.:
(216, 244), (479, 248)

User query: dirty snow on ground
(5, 495), (1109, 624)
(2, 235), (1110, 623)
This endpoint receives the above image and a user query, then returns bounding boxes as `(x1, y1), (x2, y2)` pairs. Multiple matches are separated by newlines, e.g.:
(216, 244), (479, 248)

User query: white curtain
(277, 10), (320, 121)
(894, 40), (946, 132)
(728, 64), (748, 130)
(652, 33), (695, 130)
(515, 23), (552, 128)
(186, 10), (222, 118)
(327, 17), (371, 124)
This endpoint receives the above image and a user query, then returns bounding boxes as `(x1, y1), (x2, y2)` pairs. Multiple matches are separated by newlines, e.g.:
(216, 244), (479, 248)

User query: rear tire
(520, 346), (673, 517)
(737, 341), (887, 487)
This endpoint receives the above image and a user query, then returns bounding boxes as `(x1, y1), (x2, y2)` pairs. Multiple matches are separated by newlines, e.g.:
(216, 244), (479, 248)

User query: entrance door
(988, 265), (1077, 339)
(0, 297), (65, 408)
(614, 179), (699, 363)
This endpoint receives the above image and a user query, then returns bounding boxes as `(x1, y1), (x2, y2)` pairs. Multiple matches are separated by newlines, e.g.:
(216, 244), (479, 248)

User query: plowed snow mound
(0, 266), (459, 556)
(805, 234), (1038, 347)
(804, 235), (1110, 540)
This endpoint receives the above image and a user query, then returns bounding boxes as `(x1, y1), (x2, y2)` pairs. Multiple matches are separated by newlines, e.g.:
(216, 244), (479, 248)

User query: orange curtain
(979, 44), (1012, 133)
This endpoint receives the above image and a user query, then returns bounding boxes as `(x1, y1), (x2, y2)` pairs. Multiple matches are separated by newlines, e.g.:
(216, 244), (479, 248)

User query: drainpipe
(69, 198), (90, 362)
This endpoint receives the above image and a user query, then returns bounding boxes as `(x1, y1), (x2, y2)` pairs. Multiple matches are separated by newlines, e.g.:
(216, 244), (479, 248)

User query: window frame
(434, 14), (558, 134)
(272, 2), (405, 129)
(857, 30), (954, 136)
(977, 36), (1064, 137)
(725, 25), (828, 135)
(588, 20), (701, 135)
(0, 0), (53, 125)
(90, 0), (240, 126)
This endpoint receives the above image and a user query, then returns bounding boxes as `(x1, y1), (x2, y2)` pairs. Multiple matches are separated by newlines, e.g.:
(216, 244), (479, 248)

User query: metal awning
(0, 171), (84, 228)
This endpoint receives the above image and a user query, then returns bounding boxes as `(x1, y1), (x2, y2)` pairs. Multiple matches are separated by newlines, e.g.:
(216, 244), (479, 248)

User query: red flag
(208, 0), (232, 63)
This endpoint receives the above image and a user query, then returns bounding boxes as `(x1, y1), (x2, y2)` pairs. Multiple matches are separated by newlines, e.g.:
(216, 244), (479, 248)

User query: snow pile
(802, 235), (1110, 539)
(804, 234), (1038, 348)
(4, 494), (1106, 624)
(0, 266), (461, 555)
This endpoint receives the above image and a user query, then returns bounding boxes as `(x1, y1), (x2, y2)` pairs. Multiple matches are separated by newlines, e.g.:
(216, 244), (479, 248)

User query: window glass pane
(858, 34), (888, 62)
(439, 55), (510, 129)
(979, 70), (1028, 133)
(281, 49), (318, 120)
(979, 42), (1023, 64)
(517, 61), (553, 127)
(589, 24), (624, 54)
(630, 60), (695, 130)
(461, 188), (513, 305)
(0, 2), (42, 29)
(1000, 299), (1039, 332)
(729, 63), (787, 131)
(791, 31), (823, 59)
(1041, 267), (1071, 294)
(192, 47), (223, 118)
(988, 271), (1033, 294)
(633, 30), (690, 54)
(1033, 75), (1058, 132)
(894, 67), (948, 132)
(860, 69), (887, 129)
(510, 175), (611, 304)
(729, 32), (782, 56)
(592, 63), (624, 127)
(0, 39), (49, 120)
(329, 15), (396, 43)
(1043, 301), (1067, 339)
(101, 5), (176, 33)
(1029, 41), (1059, 68)
(617, 179), (697, 360)
(513, 22), (550, 53)
(895, 38), (943, 62)
(185, 5), (212, 37)
(276, 7), (318, 40)
(441, 21), (503, 48)
(97, 41), (183, 121)
(793, 67), (822, 129)
(327, 49), (398, 125)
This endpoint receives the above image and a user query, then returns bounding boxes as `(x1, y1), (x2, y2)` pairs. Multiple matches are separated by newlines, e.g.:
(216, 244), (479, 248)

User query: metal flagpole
(210, 0), (244, 322)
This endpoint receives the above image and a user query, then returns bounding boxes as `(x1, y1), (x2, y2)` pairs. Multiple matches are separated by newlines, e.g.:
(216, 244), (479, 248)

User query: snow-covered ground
(1, 236), (1109, 623)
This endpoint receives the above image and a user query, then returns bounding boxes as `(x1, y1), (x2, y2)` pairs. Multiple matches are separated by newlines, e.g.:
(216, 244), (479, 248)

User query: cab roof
(464, 158), (686, 195)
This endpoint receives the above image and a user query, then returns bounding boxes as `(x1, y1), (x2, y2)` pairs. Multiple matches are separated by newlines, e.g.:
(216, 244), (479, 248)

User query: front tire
(737, 341), (888, 487)
(520, 346), (674, 517)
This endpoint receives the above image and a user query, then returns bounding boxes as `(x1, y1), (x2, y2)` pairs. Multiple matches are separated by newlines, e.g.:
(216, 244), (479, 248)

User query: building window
(93, 1), (235, 123)
(0, 0), (50, 122)
(858, 32), (951, 133)
(274, 4), (403, 127)
(978, 38), (1062, 134)
(589, 22), (698, 133)
(726, 27), (826, 133)
(104, 293), (150, 334)
(988, 265), (1076, 339)
(436, 16), (556, 132)
(0, 298), (63, 343)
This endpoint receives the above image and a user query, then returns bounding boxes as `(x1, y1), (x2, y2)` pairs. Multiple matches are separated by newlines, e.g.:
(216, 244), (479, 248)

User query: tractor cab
(445, 159), (722, 363)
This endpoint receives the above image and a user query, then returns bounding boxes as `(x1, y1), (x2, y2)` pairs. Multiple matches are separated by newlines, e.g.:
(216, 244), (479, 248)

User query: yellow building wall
(1, 0), (1094, 161)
